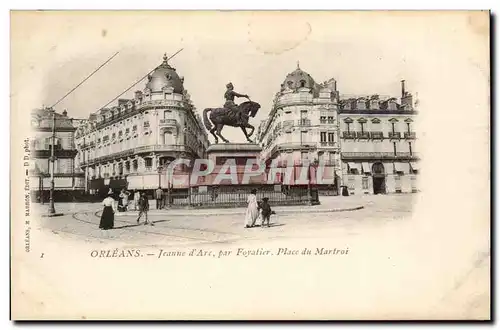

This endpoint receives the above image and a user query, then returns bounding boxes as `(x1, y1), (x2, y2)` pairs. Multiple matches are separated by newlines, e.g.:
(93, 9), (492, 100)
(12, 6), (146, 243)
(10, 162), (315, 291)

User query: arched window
(372, 162), (385, 175)
(163, 130), (174, 145)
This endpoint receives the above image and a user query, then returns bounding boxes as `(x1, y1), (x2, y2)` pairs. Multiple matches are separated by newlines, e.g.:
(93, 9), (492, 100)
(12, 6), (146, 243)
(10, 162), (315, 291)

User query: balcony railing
(33, 149), (78, 158)
(342, 131), (356, 139)
(389, 132), (401, 139)
(159, 119), (178, 126)
(370, 131), (384, 140)
(342, 152), (420, 160)
(356, 132), (370, 139)
(320, 141), (327, 146)
(298, 119), (311, 127)
(404, 131), (416, 139)
(320, 119), (327, 124)
(79, 144), (188, 166)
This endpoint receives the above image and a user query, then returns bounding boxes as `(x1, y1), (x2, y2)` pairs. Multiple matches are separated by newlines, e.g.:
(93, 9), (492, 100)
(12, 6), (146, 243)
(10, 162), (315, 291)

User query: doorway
(372, 162), (386, 194)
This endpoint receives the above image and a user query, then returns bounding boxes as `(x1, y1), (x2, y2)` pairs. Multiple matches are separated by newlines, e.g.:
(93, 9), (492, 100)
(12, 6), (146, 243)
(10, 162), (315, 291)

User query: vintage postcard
(10, 10), (490, 320)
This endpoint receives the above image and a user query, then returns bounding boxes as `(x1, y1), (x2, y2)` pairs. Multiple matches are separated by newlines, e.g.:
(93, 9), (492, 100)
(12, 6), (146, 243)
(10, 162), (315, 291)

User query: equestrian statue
(203, 82), (261, 144)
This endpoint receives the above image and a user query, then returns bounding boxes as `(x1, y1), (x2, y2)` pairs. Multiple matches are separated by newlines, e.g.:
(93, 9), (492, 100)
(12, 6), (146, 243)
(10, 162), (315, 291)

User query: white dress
(244, 194), (259, 227)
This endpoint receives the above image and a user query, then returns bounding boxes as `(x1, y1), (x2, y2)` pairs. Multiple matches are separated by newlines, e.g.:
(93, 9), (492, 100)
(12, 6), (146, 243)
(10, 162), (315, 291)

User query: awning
(348, 162), (362, 171)
(362, 162), (371, 173)
(109, 178), (128, 189)
(410, 162), (419, 171)
(394, 162), (410, 174)
(90, 178), (105, 190)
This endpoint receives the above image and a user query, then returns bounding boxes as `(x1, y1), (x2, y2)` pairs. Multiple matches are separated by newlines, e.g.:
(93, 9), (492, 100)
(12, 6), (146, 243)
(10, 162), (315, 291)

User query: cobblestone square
(32, 194), (417, 247)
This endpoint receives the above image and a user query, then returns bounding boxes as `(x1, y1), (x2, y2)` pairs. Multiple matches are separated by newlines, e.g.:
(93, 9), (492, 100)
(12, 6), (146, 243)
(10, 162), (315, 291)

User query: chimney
(401, 80), (406, 99)
(118, 99), (128, 106)
(62, 109), (68, 117)
(134, 90), (143, 101)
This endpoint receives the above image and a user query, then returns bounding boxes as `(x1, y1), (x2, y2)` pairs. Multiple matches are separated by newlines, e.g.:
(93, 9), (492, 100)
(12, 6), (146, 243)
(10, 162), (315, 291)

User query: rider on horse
(224, 82), (249, 125)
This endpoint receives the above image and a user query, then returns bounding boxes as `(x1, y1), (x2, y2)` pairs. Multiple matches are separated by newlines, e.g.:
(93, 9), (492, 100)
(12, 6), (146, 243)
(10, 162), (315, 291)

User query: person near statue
(224, 82), (249, 125)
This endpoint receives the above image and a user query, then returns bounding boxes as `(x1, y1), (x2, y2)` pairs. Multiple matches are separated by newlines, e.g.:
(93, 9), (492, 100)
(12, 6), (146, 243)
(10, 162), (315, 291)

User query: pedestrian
(155, 186), (163, 210)
(119, 189), (131, 212)
(244, 189), (259, 228)
(133, 190), (140, 211)
(259, 197), (275, 228)
(137, 193), (153, 226)
(99, 189), (116, 230)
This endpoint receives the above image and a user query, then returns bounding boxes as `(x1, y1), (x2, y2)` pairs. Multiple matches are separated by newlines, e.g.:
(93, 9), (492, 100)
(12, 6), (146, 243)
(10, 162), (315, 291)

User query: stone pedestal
(204, 143), (263, 186)
(206, 143), (262, 165)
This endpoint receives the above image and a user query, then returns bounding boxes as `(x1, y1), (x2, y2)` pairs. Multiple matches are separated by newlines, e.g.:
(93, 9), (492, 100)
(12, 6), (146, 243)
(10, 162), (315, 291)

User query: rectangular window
(327, 116), (334, 124)
(395, 174), (402, 192)
(362, 177), (369, 189)
(145, 158), (153, 168)
(393, 142), (397, 155)
(164, 110), (172, 119)
(391, 122), (395, 133)
(328, 132), (335, 143)
(132, 125), (137, 131)
(407, 122), (411, 133)
(103, 135), (109, 142)
(301, 131), (308, 143)
(125, 128), (130, 135)
(144, 121), (150, 128)
(320, 132), (327, 142)
(320, 116), (326, 124)
(409, 142), (413, 155)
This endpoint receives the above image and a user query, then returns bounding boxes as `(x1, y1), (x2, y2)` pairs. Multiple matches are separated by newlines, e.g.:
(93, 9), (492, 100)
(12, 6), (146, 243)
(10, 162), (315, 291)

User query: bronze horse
(202, 101), (261, 144)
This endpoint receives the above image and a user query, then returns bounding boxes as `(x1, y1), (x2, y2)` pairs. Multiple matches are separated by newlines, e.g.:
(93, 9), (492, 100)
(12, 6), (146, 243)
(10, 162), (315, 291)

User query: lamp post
(157, 165), (163, 189)
(48, 112), (57, 214)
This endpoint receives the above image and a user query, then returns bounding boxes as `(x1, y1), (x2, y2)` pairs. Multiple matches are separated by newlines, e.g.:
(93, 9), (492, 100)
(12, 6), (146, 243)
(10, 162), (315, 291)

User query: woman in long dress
(244, 189), (259, 228)
(99, 189), (116, 230)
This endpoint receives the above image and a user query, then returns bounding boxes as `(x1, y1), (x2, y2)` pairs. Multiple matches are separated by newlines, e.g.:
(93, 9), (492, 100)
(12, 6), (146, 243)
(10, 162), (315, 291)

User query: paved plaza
(32, 194), (417, 247)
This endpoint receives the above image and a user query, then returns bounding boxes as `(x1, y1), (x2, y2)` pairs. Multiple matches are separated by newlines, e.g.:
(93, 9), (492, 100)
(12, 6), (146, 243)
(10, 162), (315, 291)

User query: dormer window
(299, 80), (306, 88)
(388, 98), (398, 110)
(357, 99), (366, 110)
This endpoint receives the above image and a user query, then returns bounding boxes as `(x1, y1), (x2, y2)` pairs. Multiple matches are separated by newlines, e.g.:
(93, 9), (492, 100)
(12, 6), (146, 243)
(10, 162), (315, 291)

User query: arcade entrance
(372, 162), (386, 194)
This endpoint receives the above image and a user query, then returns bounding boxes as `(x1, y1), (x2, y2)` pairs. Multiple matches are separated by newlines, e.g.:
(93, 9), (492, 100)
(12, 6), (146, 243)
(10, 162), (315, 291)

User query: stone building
(257, 62), (341, 193)
(257, 64), (419, 195)
(339, 80), (419, 195)
(75, 54), (210, 193)
(30, 107), (84, 201)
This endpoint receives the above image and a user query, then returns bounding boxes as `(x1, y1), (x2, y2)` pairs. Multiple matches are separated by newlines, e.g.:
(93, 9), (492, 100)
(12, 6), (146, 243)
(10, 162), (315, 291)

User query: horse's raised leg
(216, 124), (230, 143)
(209, 127), (219, 144)
(240, 126), (253, 143)
(244, 123), (255, 140)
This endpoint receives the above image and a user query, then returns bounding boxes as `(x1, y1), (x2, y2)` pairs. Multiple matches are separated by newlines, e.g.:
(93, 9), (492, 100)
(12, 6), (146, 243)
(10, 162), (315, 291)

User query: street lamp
(48, 112), (57, 214)
(43, 111), (63, 217)
(157, 165), (163, 189)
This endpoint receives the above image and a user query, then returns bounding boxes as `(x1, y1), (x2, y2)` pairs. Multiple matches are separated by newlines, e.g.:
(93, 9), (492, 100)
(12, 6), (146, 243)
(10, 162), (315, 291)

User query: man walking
(155, 187), (163, 210)
(137, 193), (153, 226)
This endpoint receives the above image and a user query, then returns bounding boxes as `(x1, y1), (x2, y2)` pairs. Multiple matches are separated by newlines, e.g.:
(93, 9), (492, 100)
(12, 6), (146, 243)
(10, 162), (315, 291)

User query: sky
(12, 11), (486, 142)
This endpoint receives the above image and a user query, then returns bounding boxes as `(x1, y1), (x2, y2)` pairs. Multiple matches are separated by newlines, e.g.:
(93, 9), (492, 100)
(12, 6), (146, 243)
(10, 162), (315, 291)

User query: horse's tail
(202, 108), (213, 131)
